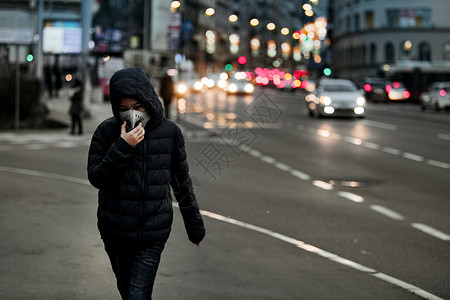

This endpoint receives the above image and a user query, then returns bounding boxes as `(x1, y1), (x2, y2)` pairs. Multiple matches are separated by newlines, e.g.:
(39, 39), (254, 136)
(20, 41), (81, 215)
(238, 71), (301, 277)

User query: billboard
(43, 21), (82, 54)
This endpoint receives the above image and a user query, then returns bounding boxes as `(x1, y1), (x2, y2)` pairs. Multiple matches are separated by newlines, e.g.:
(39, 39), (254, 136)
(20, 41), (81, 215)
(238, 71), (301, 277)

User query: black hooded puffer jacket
(88, 67), (205, 245)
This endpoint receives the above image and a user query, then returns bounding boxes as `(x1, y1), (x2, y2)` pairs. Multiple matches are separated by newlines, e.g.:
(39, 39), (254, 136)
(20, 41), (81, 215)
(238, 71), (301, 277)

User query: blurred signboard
(43, 21), (82, 54)
(0, 28), (33, 44)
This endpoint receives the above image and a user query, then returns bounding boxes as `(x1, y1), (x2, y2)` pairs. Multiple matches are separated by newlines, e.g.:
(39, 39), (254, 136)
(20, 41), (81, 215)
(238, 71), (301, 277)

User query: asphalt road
(0, 87), (448, 299)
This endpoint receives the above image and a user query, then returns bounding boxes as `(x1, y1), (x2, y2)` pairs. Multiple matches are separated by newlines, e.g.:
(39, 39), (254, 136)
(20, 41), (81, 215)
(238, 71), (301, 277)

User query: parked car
(306, 78), (366, 118)
(419, 82), (450, 111)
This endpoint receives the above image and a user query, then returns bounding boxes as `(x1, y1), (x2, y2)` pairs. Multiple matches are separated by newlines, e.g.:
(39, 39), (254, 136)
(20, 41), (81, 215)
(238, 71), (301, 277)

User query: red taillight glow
(440, 89), (447, 97)
(364, 84), (372, 92)
(403, 91), (411, 98)
(385, 85), (392, 93)
(393, 82), (401, 88)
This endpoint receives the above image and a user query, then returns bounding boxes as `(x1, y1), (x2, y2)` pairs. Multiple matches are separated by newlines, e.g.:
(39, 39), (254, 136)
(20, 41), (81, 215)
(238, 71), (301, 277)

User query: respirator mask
(119, 109), (151, 131)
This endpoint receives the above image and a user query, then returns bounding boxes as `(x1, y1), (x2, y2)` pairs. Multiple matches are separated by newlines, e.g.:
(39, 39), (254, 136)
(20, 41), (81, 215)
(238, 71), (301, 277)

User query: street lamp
(205, 8), (215, 16)
(170, 1), (180, 12)
(281, 27), (289, 35)
(250, 18), (259, 26)
(229, 14), (238, 22)
(267, 22), (276, 30)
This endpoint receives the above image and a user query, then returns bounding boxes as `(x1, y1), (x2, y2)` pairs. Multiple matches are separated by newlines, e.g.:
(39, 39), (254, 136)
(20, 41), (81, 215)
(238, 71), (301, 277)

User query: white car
(420, 82), (450, 112)
(306, 78), (366, 118)
(224, 78), (254, 94)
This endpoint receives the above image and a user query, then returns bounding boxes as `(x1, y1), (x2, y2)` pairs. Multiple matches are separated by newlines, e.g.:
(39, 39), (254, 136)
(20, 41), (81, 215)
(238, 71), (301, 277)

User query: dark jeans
(70, 113), (83, 134)
(103, 239), (165, 300)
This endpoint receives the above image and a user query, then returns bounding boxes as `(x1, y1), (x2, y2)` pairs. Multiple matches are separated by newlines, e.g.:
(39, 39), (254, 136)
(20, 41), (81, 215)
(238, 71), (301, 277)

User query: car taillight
(440, 89), (446, 97)
(364, 84), (372, 92)
(385, 85), (392, 93)
(403, 91), (411, 99)
(393, 82), (401, 88)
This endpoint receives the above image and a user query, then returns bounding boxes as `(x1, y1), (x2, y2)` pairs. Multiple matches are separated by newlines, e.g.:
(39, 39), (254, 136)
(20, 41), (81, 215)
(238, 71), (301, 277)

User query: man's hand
(120, 122), (145, 146)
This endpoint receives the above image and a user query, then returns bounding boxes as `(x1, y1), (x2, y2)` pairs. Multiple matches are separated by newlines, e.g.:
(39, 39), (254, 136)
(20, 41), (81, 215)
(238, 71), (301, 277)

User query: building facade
(330, 0), (450, 97)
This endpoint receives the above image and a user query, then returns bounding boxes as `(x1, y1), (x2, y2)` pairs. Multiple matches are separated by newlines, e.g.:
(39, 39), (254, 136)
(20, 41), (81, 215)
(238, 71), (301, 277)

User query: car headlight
(177, 83), (187, 94)
(229, 84), (238, 93)
(244, 83), (254, 93)
(194, 81), (203, 91)
(320, 96), (332, 105)
(356, 96), (366, 106)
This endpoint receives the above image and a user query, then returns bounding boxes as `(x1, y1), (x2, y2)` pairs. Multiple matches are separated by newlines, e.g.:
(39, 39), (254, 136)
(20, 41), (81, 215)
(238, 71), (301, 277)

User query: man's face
(119, 98), (146, 113)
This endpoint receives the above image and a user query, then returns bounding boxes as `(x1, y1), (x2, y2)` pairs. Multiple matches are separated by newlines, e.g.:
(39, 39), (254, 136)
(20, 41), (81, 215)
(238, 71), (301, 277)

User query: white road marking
(344, 136), (363, 145)
(274, 162), (291, 172)
(382, 146), (401, 155)
(361, 120), (397, 131)
(337, 191), (364, 203)
(370, 205), (405, 220)
(0, 165), (444, 299)
(24, 144), (48, 150)
(0, 165), (90, 185)
(330, 133), (342, 140)
(372, 273), (443, 300)
(313, 180), (334, 190)
(56, 142), (78, 148)
(437, 133), (450, 141)
(362, 141), (380, 150)
(200, 210), (443, 300)
(426, 159), (450, 169)
(402, 152), (424, 162)
(290, 169), (311, 180)
(260, 155), (276, 164)
(248, 149), (262, 157)
(411, 223), (450, 241)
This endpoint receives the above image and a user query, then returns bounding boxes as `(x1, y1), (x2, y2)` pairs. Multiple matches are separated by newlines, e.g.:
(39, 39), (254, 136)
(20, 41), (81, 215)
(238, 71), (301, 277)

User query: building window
(362, 45), (367, 64)
(369, 43), (376, 65)
(387, 9), (431, 28)
(354, 14), (360, 31)
(399, 40), (413, 60)
(385, 42), (394, 63)
(346, 16), (351, 32)
(418, 42), (431, 61)
(365, 11), (374, 29)
(443, 41), (450, 60)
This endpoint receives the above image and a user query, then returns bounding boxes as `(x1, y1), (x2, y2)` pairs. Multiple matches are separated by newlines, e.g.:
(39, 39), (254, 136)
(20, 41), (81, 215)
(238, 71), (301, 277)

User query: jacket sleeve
(170, 126), (206, 244)
(87, 124), (135, 190)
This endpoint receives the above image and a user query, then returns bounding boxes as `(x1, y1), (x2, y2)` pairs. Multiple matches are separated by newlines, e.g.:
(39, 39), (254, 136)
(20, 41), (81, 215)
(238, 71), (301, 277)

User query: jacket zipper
(138, 140), (146, 241)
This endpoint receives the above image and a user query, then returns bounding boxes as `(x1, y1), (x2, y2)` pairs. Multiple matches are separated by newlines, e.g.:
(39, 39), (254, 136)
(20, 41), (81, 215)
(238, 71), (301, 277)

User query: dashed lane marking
(412, 223), (450, 241)
(370, 205), (405, 221)
(312, 180), (334, 190)
(402, 152), (424, 162)
(338, 191), (364, 203)
(0, 165), (446, 300)
(437, 133), (450, 141)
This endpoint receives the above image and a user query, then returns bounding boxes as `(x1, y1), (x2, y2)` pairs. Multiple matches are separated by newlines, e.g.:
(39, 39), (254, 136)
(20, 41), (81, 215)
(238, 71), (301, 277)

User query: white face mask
(119, 110), (151, 131)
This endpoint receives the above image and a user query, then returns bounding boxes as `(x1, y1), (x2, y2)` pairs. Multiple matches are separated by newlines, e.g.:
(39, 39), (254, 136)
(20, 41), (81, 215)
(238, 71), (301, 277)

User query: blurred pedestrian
(88, 67), (205, 300)
(159, 71), (174, 118)
(53, 64), (62, 97)
(69, 79), (83, 135)
(44, 65), (53, 98)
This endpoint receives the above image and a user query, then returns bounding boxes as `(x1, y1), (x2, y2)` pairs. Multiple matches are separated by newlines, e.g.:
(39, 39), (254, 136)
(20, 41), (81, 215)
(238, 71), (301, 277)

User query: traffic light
(26, 45), (34, 62)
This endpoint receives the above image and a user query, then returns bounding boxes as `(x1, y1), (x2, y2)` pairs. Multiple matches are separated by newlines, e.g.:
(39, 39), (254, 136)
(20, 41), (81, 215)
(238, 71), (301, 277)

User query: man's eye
(134, 105), (143, 110)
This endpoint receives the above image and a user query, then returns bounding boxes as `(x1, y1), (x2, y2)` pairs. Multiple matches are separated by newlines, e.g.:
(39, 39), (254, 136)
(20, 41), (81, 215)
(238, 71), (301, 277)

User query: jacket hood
(109, 67), (163, 128)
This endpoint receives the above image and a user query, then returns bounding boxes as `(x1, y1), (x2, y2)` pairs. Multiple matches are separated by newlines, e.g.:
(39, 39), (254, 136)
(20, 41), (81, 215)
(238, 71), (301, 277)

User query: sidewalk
(44, 87), (112, 135)
(41, 86), (206, 139)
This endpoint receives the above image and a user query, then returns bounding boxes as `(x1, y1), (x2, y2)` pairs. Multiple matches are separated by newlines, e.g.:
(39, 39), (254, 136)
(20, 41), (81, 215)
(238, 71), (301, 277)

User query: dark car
(360, 77), (390, 102)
